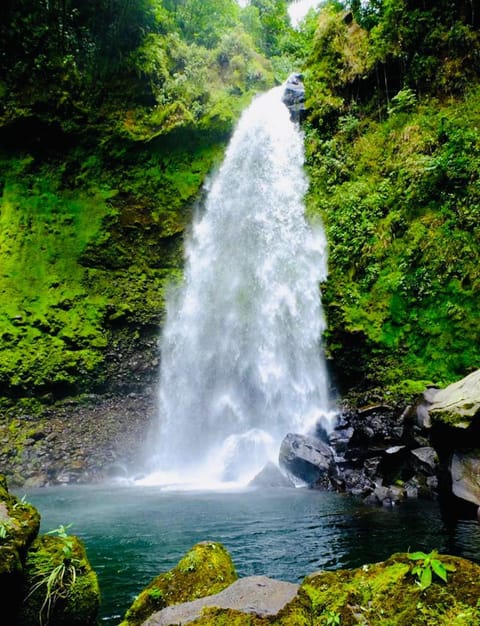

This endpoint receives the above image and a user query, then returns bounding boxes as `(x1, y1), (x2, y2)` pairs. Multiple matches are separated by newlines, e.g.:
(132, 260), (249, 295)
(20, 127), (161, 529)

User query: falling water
(143, 83), (335, 489)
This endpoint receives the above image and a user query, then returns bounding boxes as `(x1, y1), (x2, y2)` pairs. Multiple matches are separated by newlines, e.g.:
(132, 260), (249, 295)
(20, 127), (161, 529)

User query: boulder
(120, 541), (237, 626)
(450, 450), (480, 506)
(278, 433), (334, 486)
(0, 475), (40, 615)
(248, 462), (296, 488)
(143, 576), (299, 626)
(416, 369), (480, 428)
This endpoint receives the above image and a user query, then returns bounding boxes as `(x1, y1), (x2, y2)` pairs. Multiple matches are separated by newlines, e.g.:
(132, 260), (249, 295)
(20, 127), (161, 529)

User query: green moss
(120, 541), (238, 626)
(18, 534), (100, 626)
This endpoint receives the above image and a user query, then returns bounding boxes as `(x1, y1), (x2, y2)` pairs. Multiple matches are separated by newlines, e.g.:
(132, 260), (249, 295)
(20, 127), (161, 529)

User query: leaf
(408, 551), (428, 561)
(420, 566), (432, 589)
(431, 559), (448, 582)
(444, 563), (457, 572)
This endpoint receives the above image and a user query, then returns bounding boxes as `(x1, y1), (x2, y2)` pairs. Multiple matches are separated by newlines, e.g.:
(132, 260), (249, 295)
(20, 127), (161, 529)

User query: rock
(281, 73), (306, 121)
(248, 462), (296, 488)
(416, 369), (480, 428)
(120, 542), (238, 626)
(450, 451), (480, 506)
(278, 433), (334, 486)
(143, 576), (300, 626)
(0, 475), (40, 616)
(302, 553), (480, 625)
(17, 534), (100, 626)
(410, 446), (438, 472)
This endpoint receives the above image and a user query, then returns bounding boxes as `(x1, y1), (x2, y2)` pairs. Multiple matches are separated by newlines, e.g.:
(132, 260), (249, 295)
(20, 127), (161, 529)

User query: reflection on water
(20, 484), (480, 625)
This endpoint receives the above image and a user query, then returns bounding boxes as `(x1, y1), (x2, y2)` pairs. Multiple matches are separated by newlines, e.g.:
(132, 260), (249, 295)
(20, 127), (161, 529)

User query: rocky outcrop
(277, 370), (480, 512)
(416, 369), (480, 428)
(0, 475), (99, 625)
(278, 402), (440, 505)
(125, 543), (480, 625)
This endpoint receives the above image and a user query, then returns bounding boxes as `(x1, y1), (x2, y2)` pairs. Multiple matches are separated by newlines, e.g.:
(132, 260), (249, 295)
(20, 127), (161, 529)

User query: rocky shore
(0, 391), (156, 489)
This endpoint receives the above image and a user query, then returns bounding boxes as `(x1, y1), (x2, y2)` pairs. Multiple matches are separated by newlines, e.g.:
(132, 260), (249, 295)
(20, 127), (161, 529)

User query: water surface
(21, 484), (480, 624)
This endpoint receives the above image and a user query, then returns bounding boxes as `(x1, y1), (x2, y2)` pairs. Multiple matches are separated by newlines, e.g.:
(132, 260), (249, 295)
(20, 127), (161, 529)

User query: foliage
(304, 3), (480, 394)
(408, 550), (456, 590)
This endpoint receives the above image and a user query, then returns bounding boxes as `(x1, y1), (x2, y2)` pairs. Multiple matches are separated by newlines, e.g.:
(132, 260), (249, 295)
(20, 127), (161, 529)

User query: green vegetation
(0, 0), (479, 403)
(303, 1), (480, 395)
(409, 549), (457, 590)
(24, 525), (81, 626)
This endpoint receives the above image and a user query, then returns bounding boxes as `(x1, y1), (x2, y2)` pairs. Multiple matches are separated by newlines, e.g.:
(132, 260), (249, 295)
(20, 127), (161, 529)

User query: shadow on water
(18, 483), (480, 625)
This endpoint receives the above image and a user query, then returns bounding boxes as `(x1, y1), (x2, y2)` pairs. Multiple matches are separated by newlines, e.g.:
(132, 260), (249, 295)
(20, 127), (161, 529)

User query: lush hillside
(303, 0), (480, 397)
(0, 0), (479, 406)
(0, 0), (289, 403)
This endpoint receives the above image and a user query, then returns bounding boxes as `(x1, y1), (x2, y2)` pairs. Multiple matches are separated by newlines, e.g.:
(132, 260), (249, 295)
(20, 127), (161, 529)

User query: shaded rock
(416, 369), (480, 429)
(120, 542), (237, 626)
(281, 73), (306, 121)
(410, 446), (438, 472)
(451, 450), (480, 506)
(248, 462), (296, 488)
(143, 576), (300, 626)
(278, 433), (334, 486)
(0, 475), (40, 616)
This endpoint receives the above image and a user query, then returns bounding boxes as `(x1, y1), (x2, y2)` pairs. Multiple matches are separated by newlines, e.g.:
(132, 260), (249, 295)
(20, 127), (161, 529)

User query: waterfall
(142, 83), (335, 489)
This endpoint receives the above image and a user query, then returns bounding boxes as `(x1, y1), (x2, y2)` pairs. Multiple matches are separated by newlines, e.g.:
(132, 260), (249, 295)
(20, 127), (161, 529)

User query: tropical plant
(25, 524), (80, 626)
(408, 550), (456, 590)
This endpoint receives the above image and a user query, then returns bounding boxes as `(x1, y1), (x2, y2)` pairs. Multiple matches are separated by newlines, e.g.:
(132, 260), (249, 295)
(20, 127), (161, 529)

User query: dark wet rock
(450, 451), (480, 506)
(278, 433), (334, 486)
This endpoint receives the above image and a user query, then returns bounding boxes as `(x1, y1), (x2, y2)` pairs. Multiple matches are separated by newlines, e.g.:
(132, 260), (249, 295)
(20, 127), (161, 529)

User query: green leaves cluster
(304, 3), (480, 394)
(408, 550), (456, 590)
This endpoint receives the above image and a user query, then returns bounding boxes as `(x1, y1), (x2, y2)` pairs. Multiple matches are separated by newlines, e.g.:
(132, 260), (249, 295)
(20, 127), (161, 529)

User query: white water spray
(142, 84), (335, 489)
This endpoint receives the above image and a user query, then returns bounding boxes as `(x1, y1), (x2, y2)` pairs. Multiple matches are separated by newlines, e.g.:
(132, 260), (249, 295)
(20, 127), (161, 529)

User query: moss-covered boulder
(302, 552), (480, 625)
(120, 541), (238, 626)
(0, 474), (40, 613)
(137, 549), (480, 625)
(17, 532), (100, 626)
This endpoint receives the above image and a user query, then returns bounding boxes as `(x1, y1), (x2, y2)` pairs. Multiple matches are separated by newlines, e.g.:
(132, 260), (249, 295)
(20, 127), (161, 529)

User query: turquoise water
(21, 484), (480, 624)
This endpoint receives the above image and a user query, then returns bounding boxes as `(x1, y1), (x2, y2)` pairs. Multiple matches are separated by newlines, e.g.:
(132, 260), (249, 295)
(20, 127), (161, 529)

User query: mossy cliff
(0, 0), (277, 403)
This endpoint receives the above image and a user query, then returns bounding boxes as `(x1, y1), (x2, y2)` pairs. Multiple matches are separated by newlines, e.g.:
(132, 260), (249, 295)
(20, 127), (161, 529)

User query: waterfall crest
(142, 84), (335, 489)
